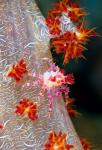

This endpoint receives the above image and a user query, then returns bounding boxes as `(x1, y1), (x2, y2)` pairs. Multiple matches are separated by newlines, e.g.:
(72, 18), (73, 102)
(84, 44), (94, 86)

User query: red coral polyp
(80, 138), (93, 150)
(77, 22), (97, 43)
(45, 0), (69, 36)
(65, 74), (75, 85)
(68, 3), (86, 22)
(7, 59), (28, 82)
(0, 124), (4, 129)
(52, 25), (96, 64)
(66, 98), (79, 117)
(46, 17), (61, 35)
(15, 99), (38, 121)
(46, 0), (96, 64)
(53, 0), (68, 13)
(52, 31), (84, 64)
(44, 130), (74, 150)
(46, 0), (87, 36)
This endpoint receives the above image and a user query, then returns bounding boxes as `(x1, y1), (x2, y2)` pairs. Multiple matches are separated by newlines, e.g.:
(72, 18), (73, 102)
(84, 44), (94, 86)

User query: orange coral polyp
(80, 138), (93, 150)
(52, 24), (96, 64)
(15, 99), (38, 121)
(46, 17), (61, 35)
(0, 124), (4, 129)
(46, 0), (96, 64)
(77, 22), (97, 42)
(44, 130), (74, 150)
(65, 98), (79, 117)
(7, 59), (27, 82)
(52, 31), (85, 63)
(68, 2), (86, 22)
(53, 0), (69, 13)
(46, 0), (87, 36)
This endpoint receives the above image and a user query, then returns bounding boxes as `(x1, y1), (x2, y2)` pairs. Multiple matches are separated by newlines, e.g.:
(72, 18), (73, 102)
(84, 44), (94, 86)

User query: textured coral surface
(0, 0), (83, 149)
